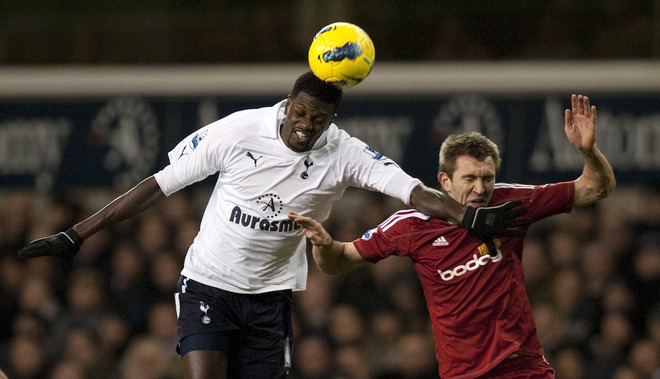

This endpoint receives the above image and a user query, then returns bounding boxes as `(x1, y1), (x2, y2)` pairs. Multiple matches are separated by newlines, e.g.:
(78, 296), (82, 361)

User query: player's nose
(473, 180), (486, 195)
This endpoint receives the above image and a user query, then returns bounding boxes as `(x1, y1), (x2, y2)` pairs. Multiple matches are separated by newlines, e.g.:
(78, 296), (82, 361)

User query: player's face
(281, 92), (336, 152)
(438, 155), (497, 208)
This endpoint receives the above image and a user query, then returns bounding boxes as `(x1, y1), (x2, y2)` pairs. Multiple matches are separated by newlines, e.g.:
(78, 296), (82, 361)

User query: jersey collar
(264, 99), (337, 151)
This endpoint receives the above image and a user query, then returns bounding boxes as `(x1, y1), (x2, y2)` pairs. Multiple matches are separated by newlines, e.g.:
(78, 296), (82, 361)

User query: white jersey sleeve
(383, 171), (422, 206)
(335, 133), (421, 206)
(154, 110), (249, 196)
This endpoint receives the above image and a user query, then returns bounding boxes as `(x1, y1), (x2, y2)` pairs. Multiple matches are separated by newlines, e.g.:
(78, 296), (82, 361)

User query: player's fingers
(302, 227), (324, 243)
(499, 200), (522, 211)
(505, 206), (528, 219)
(565, 109), (572, 127)
(576, 94), (585, 114)
(17, 244), (46, 259)
(305, 228), (330, 245)
(591, 105), (597, 122)
(288, 212), (309, 224)
(583, 96), (590, 116)
(571, 94), (578, 112)
(290, 216), (311, 231)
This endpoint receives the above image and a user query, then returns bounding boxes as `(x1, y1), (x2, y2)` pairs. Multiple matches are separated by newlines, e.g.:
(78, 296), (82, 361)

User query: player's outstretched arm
(565, 94), (616, 207)
(288, 212), (367, 275)
(409, 184), (530, 237)
(409, 184), (465, 224)
(17, 176), (166, 261)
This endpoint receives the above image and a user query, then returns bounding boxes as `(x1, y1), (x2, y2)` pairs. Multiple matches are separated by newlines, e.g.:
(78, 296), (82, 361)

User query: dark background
(1, 0), (658, 65)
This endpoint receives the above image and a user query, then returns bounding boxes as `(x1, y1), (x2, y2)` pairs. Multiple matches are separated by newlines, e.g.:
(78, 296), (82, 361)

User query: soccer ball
(308, 22), (375, 88)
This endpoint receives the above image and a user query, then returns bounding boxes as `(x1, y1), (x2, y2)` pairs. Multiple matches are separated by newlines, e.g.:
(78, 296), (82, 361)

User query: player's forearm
(313, 241), (350, 275)
(574, 145), (616, 207)
(409, 184), (465, 223)
(73, 176), (165, 239)
(313, 241), (365, 275)
(289, 211), (367, 274)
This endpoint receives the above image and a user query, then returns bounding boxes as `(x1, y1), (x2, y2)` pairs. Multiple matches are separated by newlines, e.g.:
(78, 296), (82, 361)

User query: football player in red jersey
(289, 94), (615, 379)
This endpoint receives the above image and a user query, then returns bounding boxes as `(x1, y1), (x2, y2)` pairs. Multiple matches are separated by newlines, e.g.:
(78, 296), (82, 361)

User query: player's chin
(287, 140), (310, 152)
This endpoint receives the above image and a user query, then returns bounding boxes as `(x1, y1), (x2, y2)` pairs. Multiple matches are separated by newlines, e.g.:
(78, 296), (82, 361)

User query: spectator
(365, 308), (405, 374)
(389, 332), (439, 379)
(96, 311), (131, 371)
(118, 337), (174, 379)
(49, 359), (87, 379)
(550, 344), (586, 379)
(586, 311), (636, 378)
(293, 269), (336, 333)
(49, 268), (109, 353)
(632, 233), (660, 320)
(59, 326), (103, 377)
(521, 236), (553, 303)
(626, 338), (660, 379)
(148, 251), (183, 298)
(335, 344), (373, 379)
(290, 333), (337, 379)
(2, 334), (48, 379)
(327, 304), (366, 346)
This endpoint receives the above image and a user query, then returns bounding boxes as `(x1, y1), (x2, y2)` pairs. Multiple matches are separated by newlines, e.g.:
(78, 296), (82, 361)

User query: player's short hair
(438, 131), (502, 177)
(291, 71), (343, 113)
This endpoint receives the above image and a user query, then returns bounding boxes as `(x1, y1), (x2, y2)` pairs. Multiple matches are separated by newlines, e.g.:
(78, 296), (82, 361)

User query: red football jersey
(353, 182), (574, 379)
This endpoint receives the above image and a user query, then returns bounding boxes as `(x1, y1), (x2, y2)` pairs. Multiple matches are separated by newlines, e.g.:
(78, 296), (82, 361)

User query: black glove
(461, 200), (530, 257)
(17, 228), (83, 263)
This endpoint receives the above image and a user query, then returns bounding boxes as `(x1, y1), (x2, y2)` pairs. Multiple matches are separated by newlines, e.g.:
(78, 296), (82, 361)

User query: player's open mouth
(469, 199), (485, 207)
(295, 130), (311, 141)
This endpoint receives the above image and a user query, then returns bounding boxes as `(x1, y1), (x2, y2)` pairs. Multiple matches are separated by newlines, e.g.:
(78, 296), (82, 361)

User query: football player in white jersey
(17, 71), (527, 379)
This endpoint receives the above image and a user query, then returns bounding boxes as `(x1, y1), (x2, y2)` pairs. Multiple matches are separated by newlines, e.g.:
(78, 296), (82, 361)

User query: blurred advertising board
(1, 93), (657, 190)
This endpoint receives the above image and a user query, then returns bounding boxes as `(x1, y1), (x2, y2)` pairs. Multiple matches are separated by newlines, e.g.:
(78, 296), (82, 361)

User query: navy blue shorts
(175, 276), (293, 378)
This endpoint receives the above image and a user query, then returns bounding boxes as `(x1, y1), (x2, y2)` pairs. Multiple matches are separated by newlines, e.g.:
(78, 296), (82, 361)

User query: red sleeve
(353, 209), (429, 263)
(490, 181), (574, 224)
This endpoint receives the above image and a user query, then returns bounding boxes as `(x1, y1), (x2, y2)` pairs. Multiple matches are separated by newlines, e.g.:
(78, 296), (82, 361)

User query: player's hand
(565, 94), (597, 153)
(461, 200), (530, 257)
(288, 212), (333, 248)
(16, 229), (83, 263)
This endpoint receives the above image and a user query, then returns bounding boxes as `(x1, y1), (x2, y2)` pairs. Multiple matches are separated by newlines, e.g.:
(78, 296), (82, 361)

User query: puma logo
(178, 146), (189, 159)
(246, 152), (263, 167)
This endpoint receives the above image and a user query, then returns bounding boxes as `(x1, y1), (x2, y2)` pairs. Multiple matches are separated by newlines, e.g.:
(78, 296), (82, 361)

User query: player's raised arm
(565, 94), (616, 207)
(287, 212), (367, 275)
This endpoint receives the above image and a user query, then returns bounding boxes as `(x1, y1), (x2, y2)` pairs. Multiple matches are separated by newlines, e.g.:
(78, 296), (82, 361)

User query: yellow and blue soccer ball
(308, 22), (375, 88)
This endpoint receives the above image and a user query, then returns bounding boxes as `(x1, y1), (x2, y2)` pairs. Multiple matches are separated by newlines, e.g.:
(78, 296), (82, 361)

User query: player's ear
(284, 95), (292, 115)
(438, 172), (452, 193)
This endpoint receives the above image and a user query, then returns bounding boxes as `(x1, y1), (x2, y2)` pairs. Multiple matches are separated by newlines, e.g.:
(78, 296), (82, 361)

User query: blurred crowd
(0, 184), (658, 379)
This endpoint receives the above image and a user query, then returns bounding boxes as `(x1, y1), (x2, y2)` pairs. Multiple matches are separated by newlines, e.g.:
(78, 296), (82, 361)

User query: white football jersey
(154, 100), (420, 294)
